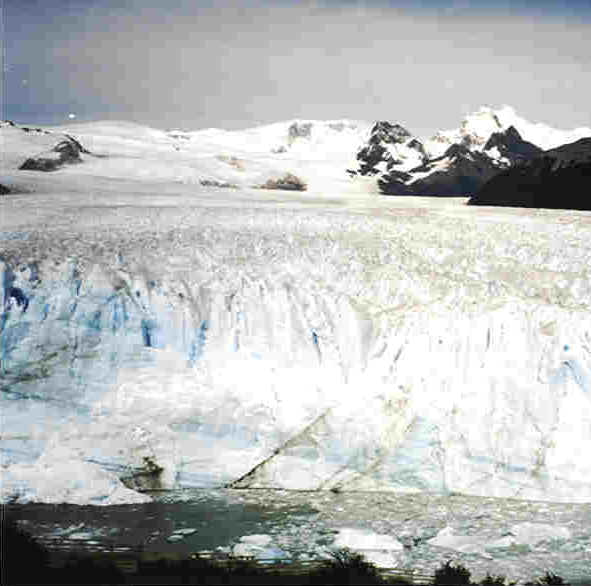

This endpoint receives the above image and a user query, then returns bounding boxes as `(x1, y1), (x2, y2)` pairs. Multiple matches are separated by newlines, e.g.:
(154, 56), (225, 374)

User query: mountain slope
(469, 137), (591, 210)
(21, 118), (371, 194)
(378, 143), (501, 196)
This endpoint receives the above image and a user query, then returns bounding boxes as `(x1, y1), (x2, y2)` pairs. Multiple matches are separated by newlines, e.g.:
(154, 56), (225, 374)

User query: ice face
(2, 169), (591, 505)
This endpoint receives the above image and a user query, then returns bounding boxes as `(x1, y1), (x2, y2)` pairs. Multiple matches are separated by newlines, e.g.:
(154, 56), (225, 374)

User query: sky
(3, 0), (591, 138)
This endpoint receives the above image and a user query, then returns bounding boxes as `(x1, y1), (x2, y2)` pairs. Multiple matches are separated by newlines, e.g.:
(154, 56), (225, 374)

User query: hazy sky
(3, 0), (590, 137)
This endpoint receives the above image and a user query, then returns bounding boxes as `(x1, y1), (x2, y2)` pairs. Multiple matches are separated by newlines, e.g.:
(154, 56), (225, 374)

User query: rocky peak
(483, 125), (543, 166)
(368, 121), (411, 145)
(407, 138), (427, 158)
(352, 121), (424, 177)
(443, 143), (473, 159)
(484, 125), (522, 149)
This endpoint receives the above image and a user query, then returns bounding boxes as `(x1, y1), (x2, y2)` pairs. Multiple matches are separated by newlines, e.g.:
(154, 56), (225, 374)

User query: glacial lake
(7, 489), (591, 584)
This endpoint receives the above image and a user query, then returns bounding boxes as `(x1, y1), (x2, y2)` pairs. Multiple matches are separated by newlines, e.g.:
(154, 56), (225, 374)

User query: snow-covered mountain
(424, 105), (591, 158)
(359, 107), (591, 197)
(351, 121), (427, 176)
(375, 126), (546, 197)
(4, 107), (589, 199)
(0, 118), (374, 196)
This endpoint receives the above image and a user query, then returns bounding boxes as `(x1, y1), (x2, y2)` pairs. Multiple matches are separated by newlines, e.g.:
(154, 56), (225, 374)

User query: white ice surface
(1, 119), (591, 505)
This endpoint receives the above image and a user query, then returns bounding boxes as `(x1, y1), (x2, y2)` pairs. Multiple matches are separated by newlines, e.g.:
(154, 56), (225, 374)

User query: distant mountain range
(2, 106), (590, 209)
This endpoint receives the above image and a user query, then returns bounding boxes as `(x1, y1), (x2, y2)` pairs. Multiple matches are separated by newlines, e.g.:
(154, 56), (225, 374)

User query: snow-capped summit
(493, 105), (591, 151)
(423, 106), (502, 157)
(171, 118), (370, 158)
(353, 121), (427, 176)
(424, 105), (591, 157)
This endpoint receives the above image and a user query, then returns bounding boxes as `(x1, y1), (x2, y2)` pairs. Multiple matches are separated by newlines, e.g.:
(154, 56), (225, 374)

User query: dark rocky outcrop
(367, 121), (412, 145)
(379, 143), (501, 196)
(199, 178), (237, 189)
(18, 136), (87, 172)
(288, 122), (313, 144)
(469, 138), (591, 210)
(483, 126), (543, 167)
(407, 138), (428, 159)
(355, 121), (424, 176)
(375, 170), (415, 195)
(0, 184), (11, 195)
(260, 172), (307, 191)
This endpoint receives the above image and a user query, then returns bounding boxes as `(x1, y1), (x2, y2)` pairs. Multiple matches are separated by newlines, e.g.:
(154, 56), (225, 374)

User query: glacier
(2, 169), (591, 505)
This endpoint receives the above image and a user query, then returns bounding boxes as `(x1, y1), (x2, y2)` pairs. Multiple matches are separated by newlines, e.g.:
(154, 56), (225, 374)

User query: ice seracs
(2, 185), (591, 505)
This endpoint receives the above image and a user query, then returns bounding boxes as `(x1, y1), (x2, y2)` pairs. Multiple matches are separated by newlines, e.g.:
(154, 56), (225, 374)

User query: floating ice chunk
(333, 527), (403, 567)
(429, 523), (572, 555)
(167, 534), (185, 542)
(510, 522), (571, 544)
(68, 532), (97, 540)
(231, 534), (288, 561)
(172, 528), (198, 536)
(239, 534), (273, 547)
(428, 526), (488, 554)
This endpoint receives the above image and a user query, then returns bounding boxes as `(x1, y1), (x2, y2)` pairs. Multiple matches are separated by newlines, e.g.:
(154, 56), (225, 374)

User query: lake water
(6, 489), (591, 584)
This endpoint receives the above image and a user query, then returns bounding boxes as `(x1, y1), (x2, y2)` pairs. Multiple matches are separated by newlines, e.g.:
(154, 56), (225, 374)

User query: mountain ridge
(3, 106), (590, 198)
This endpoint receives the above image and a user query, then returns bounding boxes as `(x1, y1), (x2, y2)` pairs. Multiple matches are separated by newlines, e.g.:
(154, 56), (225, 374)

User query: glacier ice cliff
(1, 194), (591, 504)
